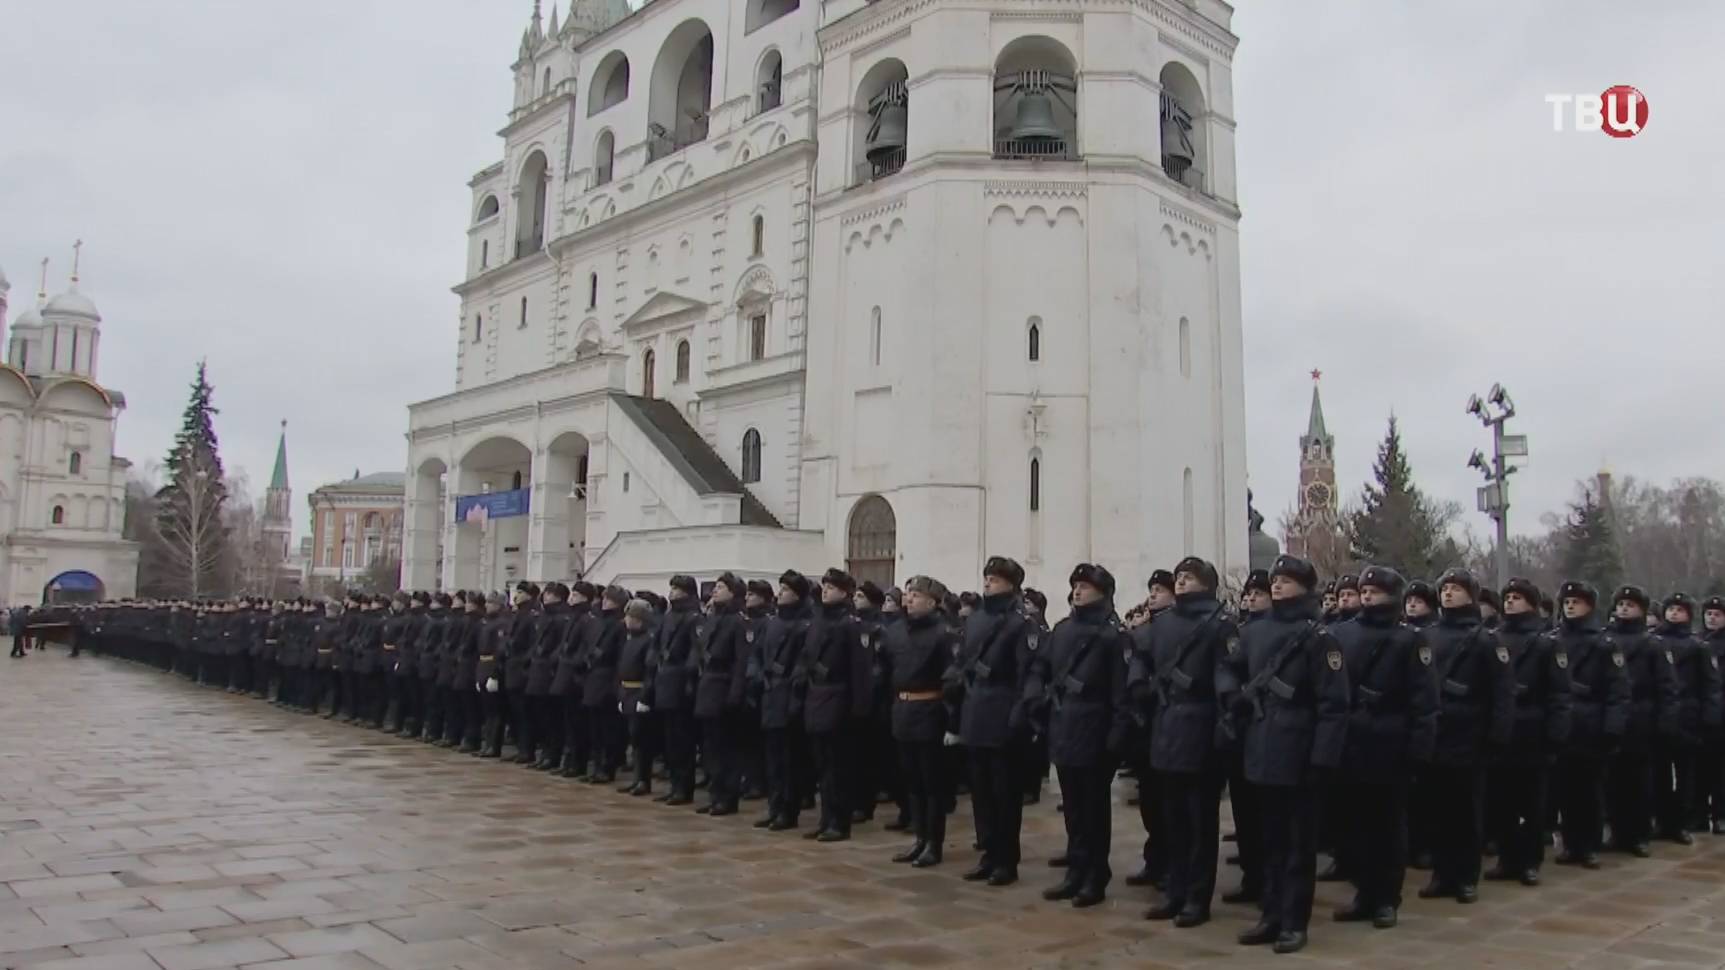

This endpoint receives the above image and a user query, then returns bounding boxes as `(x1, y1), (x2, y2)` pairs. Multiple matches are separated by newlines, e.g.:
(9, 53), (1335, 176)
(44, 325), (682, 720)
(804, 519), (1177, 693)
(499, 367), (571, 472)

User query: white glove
(618, 701), (625, 713)
(636, 701), (650, 714)
(485, 677), (499, 694)
(942, 731), (961, 747)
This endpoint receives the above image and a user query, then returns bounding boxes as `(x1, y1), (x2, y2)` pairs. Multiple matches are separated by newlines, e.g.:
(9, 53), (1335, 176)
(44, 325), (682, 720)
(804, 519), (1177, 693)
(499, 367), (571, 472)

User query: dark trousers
(663, 707), (698, 797)
(1024, 731), (1050, 799)
(1655, 743), (1696, 837)
(764, 727), (801, 823)
(629, 709), (659, 788)
(1558, 754), (1608, 855)
(703, 713), (741, 809)
(1258, 783), (1319, 933)
(739, 716), (766, 797)
(9, 634), (23, 657)
(1228, 761), (1264, 893)
(1407, 767), (1433, 864)
(420, 680), (442, 738)
(1162, 769), (1223, 911)
(812, 729), (854, 835)
(480, 689), (506, 752)
(1488, 759), (1550, 872)
(1609, 748), (1654, 847)
(509, 690), (534, 758)
(530, 696), (562, 764)
(970, 744), (1024, 869)
(254, 658), (274, 697)
(562, 695), (590, 773)
(1056, 762), (1114, 892)
(590, 703), (624, 778)
(1422, 764), (1484, 888)
(459, 688), (483, 748)
(1335, 777), (1409, 910)
(1138, 761), (1167, 878)
(900, 739), (949, 851)
(1697, 742), (1725, 825)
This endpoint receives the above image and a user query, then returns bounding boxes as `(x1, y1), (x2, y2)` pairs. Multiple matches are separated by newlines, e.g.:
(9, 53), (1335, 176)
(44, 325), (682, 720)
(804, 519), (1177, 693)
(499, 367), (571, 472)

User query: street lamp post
(1466, 384), (1528, 590)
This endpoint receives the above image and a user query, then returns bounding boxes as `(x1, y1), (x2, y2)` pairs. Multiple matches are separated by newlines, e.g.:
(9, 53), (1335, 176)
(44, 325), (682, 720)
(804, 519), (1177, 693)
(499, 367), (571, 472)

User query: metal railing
(854, 147), (906, 185)
(646, 117), (711, 163)
(993, 138), (1074, 161)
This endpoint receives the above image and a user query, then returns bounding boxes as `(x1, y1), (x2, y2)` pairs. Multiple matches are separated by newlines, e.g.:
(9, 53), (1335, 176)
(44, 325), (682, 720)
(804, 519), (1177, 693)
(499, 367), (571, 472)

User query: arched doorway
(846, 495), (897, 588)
(453, 437), (533, 590)
(406, 457), (448, 589)
(44, 570), (104, 605)
(544, 431), (592, 578)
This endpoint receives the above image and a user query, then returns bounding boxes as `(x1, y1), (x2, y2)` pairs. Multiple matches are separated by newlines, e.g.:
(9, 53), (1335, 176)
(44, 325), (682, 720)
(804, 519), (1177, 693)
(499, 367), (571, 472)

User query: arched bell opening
(1158, 62), (1207, 190)
(992, 37), (1078, 161)
(853, 59), (909, 184)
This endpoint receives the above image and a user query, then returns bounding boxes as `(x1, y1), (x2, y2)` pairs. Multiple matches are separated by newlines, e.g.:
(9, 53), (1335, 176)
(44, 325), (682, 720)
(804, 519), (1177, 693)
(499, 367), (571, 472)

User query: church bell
(1007, 90), (1062, 142)
(865, 101), (908, 162)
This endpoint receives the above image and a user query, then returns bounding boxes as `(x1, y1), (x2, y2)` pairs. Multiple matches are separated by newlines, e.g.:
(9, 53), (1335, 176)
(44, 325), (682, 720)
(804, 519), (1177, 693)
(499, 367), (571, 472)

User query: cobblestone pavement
(5, 651), (1725, 969)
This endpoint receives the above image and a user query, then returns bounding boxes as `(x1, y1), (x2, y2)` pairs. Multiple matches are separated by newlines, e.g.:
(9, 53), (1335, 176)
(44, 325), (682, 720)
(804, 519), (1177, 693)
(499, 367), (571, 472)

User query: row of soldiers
(66, 556), (1725, 956)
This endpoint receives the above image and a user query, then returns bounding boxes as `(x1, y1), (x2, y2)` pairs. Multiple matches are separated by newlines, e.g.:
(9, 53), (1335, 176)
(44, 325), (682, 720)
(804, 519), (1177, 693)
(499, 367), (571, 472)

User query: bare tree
(155, 446), (231, 599)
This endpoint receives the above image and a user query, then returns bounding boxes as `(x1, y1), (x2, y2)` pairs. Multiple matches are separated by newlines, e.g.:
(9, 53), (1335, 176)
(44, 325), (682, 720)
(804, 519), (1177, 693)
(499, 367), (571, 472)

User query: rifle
(1238, 621), (1321, 723)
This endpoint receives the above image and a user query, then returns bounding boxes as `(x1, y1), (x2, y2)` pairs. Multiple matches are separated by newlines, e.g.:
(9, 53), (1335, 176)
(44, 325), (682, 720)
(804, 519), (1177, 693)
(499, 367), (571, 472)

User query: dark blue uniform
(753, 600), (811, 828)
(1653, 621), (1720, 840)
(948, 592), (1035, 876)
(1606, 619), (1679, 851)
(883, 610), (957, 864)
(1554, 614), (1630, 862)
(1485, 612), (1570, 879)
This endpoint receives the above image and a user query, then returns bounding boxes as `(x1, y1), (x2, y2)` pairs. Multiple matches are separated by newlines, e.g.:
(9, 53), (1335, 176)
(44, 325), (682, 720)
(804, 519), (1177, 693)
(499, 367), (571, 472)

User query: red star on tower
(1310, 368), (1322, 382)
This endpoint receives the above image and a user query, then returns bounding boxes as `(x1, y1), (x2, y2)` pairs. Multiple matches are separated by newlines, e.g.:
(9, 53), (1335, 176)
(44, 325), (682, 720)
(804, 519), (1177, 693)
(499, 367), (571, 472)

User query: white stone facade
(1, 262), (141, 606)
(404, 0), (1247, 599)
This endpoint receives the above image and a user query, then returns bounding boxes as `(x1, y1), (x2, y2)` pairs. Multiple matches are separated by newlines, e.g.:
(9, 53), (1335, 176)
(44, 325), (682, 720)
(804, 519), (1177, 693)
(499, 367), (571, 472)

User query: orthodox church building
(0, 251), (140, 605)
(404, 0), (1248, 596)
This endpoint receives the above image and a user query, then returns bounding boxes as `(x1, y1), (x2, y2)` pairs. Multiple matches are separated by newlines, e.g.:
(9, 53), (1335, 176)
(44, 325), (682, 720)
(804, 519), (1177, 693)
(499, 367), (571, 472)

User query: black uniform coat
(883, 610), (957, 743)
(1130, 591), (1239, 774)
(1497, 611), (1572, 760)
(417, 609), (446, 681)
(1557, 614), (1631, 754)
(311, 616), (339, 670)
(582, 606), (627, 708)
(1025, 600), (1133, 769)
(798, 601), (872, 735)
(1427, 605), (1516, 767)
(1222, 595), (1351, 788)
(474, 611), (507, 687)
(755, 600), (812, 730)
(947, 591), (1035, 750)
(550, 604), (593, 696)
(651, 598), (701, 711)
(1654, 621), (1721, 746)
(502, 606), (537, 691)
(1608, 618), (1679, 751)
(381, 608), (410, 674)
(692, 602), (749, 718)
(527, 602), (571, 696)
(1332, 602), (1439, 781)
(449, 612), (478, 689)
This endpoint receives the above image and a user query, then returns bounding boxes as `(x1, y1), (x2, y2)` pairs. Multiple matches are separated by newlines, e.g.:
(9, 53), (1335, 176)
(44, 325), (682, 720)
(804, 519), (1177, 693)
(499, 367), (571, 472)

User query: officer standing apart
(1031, 563), (1131, 909)
(1225, 555), (1349, 955)
(949, 556), (1035, 887)
(1138, 557), (1238, 928)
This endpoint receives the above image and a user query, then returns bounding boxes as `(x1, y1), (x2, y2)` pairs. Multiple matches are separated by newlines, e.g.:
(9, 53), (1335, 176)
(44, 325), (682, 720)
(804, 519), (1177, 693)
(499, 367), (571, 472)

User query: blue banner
(455, 487), (530, 524)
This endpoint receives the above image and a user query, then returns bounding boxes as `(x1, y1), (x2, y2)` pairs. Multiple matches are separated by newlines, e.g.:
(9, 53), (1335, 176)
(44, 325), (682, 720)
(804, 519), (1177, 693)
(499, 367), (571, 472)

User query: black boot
(1237, 921), (1279, 946)
(1042, 872), (1082, 901)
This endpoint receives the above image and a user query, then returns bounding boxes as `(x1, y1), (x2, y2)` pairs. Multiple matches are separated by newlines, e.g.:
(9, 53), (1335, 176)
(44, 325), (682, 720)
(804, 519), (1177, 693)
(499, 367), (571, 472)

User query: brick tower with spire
(261, 421), (293, 579)
(1284, 371), (1344, 567)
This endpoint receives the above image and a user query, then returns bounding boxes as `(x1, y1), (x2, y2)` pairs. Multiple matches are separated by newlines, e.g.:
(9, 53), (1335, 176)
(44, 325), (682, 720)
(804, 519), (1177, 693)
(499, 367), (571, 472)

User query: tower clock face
(1306, 482), (1331, 506)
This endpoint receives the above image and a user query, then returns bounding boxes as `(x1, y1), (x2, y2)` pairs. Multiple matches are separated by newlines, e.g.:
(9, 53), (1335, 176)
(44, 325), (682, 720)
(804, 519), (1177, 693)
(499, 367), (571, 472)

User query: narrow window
(69, 451), (82, 475)
(623, 472), (631, 493)
(1028, 315), (1041, 361)
(1029, 458), (1041, 512)
(473, 314), (482, 342)
(675, 339), (691, 383)
(741, 429), (762, 484)
(543, 68), (552, 96)
(1178, 316), (1191, 378)
(512, 470), (524, 491)
(577, 455), (589, 488)
(870, 306), (882, 367)
(750, 314), (767, 361)
(588, 272), (598, 309)
(752, 215), (765, 257)
(481, 239), (489, 268)
(643, 348), (656, 398)
(51, 505), (65, 525)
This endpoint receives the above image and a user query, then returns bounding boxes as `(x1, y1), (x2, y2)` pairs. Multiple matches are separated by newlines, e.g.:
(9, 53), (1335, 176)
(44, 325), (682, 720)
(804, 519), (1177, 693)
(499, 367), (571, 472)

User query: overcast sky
(3, 1), (1722, 548)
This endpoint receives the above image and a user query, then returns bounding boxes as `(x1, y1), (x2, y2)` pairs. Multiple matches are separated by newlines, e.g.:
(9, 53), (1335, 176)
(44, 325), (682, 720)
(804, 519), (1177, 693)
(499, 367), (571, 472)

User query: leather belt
(897, 690), (941, 702)
(621, 680), (644, 689)
(383, 644), (398, 651)
(480, 654), (496, 661)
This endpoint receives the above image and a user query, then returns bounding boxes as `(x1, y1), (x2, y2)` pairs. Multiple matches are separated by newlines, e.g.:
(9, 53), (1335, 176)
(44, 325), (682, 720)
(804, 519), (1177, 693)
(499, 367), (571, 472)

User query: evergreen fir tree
(1561, 481), (1625, 595)
(1346, 416), (1458, 580)
(155, 361), (232, 598)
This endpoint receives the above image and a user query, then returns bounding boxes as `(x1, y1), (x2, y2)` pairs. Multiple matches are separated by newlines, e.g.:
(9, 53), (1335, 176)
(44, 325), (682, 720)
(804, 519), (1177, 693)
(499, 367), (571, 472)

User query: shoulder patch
(1495, 645), (1510, 664)
(1027, 633), (1040, 652)
(1664, 649), (1675, 665)
(1225, 636), (1241, 657)
(745, 629), (755, 644)
(1712, 656), (1719, 670)
(860, 633), (873, 649)
(695, 625), (705, 640)
(1418, 644), (1433, 666)
(1612, 650), (1625, 668)
(1326, 648), (1343, 671)
(1555, 651), (1568, 669)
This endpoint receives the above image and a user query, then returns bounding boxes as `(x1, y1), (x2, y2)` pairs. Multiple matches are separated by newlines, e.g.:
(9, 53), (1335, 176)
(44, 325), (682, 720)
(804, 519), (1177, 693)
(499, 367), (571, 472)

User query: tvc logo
(1546, 85), (1649, 138)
